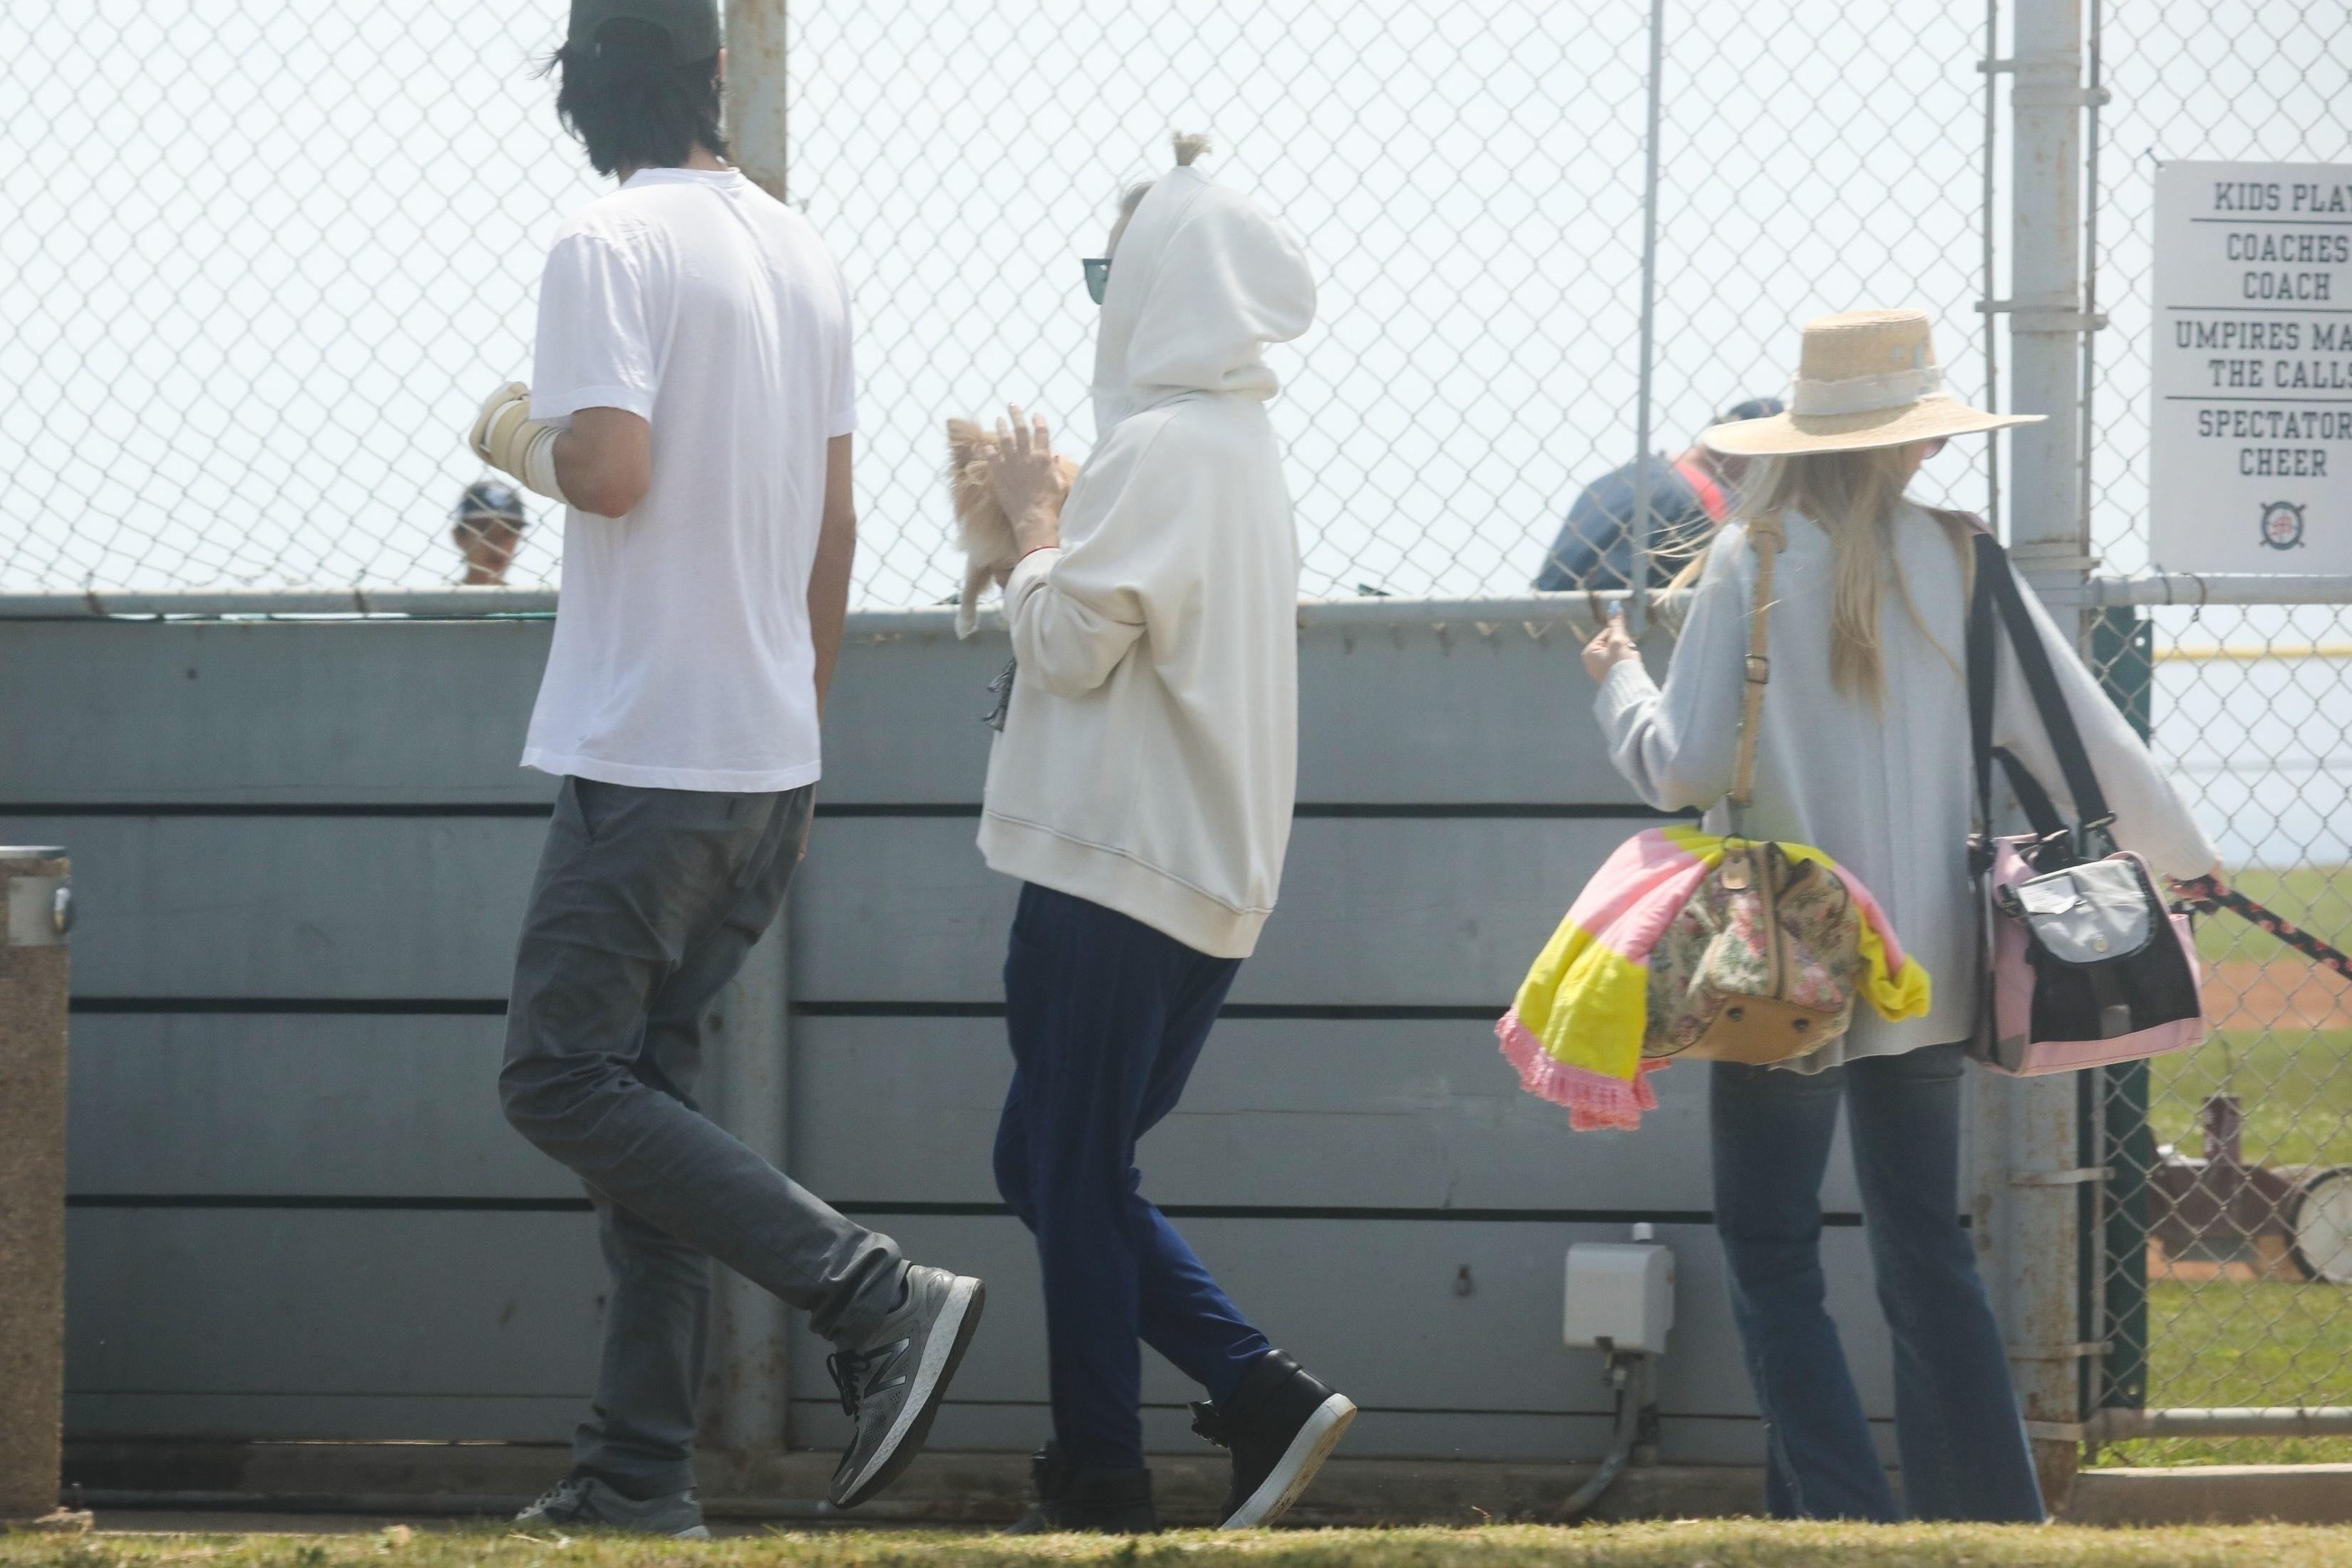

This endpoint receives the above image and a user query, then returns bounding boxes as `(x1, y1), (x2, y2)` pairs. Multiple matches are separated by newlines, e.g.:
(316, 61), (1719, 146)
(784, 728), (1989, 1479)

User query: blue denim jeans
(1711, 1043), (2045, 1522)
(993, 884), (1275, 1470)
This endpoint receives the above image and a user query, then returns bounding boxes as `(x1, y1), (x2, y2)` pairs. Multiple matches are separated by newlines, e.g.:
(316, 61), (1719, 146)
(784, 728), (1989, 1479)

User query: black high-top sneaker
(1189, 1349), (1358, 1530)
(1002, 1441), (1158, 1535)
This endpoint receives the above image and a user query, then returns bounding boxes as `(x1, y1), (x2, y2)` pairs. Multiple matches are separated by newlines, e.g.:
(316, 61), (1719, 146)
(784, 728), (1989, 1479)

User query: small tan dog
(946, 417), (1078, 638)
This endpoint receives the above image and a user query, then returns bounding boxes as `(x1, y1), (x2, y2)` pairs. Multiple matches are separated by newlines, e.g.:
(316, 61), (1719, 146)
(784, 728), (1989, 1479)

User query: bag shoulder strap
(1996, 746), (2068, 837)
(1964, 530), (2114, 834)
(1729, 514), (1785, 820)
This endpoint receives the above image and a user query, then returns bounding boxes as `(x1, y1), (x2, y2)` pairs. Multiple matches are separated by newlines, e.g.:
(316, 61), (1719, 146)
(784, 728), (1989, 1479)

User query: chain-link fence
(0, 1), (603, 594)
(2083, 0), (2352, 1466)
(8, 0), (2348, 1470)
(4, 0), (1993, 604)
(790, 0), (1996, 607)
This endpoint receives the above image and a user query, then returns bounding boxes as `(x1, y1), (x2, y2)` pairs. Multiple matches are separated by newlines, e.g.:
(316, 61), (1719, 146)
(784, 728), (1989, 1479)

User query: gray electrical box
(1564, 1241), (1676, 1353)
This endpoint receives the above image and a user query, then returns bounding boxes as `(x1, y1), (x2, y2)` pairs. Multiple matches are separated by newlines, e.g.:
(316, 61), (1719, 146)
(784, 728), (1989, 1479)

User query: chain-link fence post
(2003, 0), (2098, 1510)
(700, 0), (795, 1478)
(1627, 0), (1666, 635)
(0, 849), (78, 1531)
(729, 0), (790, 206)
(2089, 608), (2154, 1445)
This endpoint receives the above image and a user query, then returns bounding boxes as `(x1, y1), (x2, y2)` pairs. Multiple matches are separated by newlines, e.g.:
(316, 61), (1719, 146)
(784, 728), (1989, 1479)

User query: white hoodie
(977, 165), (1317, 958)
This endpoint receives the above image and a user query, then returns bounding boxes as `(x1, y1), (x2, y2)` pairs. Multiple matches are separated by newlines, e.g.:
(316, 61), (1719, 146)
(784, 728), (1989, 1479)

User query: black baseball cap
(1716, 396), (1786, 424)
(568, 0), (722, 63)
(455, 480), (527, 525)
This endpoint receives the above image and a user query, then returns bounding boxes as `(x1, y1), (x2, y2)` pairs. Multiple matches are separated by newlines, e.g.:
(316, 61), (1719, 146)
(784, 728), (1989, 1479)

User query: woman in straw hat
(1583, 309), (2217, 1520)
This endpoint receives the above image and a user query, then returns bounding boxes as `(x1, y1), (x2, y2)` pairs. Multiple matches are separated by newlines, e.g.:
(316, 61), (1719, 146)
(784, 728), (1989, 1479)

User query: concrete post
(702, 916), (794, 1473)
(695, 1), (798, 1486)
(0, 848), (83, 1532)
(2003, 0), (2098, 1512)
(726, 0), (790, 205)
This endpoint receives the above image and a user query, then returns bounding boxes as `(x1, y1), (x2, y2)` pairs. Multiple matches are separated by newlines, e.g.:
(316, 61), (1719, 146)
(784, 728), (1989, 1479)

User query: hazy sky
(1, 1), (2343, 602)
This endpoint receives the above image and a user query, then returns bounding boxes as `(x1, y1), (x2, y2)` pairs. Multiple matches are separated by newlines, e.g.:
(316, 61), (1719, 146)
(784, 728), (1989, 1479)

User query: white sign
(2150, 160), (2352, 572)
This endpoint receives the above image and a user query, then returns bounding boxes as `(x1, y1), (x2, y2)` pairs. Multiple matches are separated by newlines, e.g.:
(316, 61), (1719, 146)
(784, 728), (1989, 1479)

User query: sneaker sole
(1218, 1391), (1357, 1530)
(513, 1512), (711, 1538)
(832, 1276), (986, 1509)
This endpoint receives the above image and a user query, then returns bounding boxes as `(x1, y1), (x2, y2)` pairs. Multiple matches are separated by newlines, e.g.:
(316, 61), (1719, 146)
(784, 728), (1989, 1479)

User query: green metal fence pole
(2090, 607), (2155, 1445)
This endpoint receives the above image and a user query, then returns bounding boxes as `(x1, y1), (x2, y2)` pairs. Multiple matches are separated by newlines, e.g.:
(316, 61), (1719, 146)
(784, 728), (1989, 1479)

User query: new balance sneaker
(825, 1264), (986, 1509)
(1189, 1349), (1357, 1530)
(1003, 1441), (1158, 1535)
(513, 1472), (711, 1538)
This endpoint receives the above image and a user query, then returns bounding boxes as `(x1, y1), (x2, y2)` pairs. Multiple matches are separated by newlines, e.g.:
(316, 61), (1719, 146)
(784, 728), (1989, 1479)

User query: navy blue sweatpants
(993, 883), (1274, 1470)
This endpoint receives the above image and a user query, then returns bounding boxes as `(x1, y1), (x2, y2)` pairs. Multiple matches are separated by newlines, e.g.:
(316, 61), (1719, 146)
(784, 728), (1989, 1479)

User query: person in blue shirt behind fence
(1536, 396), (1783, 592)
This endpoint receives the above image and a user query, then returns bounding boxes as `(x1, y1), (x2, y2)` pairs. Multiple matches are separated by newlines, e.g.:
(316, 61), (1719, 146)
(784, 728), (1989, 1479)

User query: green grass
(13, 1525), (2352, 1568)
(2118, 1025), (2352, 1466)
(2103, 1279), (2352, 1467)
(2106, 873), (2352, 1469)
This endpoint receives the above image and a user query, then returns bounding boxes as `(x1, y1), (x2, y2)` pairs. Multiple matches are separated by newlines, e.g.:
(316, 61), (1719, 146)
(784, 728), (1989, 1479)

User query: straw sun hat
(1701, 308), (2042, 456)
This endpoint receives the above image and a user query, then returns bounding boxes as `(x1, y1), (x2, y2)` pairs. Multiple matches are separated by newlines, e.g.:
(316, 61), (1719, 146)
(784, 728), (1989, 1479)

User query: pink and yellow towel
(1497, 825), (1931, 1132)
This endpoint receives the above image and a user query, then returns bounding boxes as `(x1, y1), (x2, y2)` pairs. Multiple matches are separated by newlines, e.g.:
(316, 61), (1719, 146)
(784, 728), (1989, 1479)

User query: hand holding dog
(987, 405), (1070, 557)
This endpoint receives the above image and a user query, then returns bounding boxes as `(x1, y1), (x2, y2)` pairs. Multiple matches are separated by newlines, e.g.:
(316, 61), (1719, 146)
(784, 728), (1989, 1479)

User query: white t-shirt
(520, 166), (855, 793)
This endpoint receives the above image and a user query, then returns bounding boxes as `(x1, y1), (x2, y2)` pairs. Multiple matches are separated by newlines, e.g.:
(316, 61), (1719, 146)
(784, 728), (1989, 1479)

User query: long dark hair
(540, 19), (728, 178)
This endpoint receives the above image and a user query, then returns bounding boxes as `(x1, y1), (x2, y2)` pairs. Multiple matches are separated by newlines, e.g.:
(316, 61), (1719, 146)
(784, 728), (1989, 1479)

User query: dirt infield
(2204, 961), (2352, 1031)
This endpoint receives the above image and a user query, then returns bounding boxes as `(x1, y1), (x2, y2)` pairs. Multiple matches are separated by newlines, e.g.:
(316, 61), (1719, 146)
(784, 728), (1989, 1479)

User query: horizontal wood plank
(0, 621), (555, 807)
(794, 815), (1640, 1006)
(783, 1215), (1892, 1431)
(790, 1016), (1870, 1214)
(783, 1405), (1830, 1468)
(66, 1014), (567, 1200)
(15, 813), (1639, 1007)
(65, 1394), (581, 1445)
(0, 815), (544, 999)
(820, 620), (1646, 808)
(63, 1203), (1894, 1459)
(69, 1011), (1870, 1217)
(1, 618), (1645, 809)
(66, 1210), (604, 1440)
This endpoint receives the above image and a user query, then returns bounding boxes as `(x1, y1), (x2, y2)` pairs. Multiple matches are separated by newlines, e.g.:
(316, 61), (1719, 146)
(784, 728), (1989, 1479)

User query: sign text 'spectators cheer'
(2151, 160), (2352, 572)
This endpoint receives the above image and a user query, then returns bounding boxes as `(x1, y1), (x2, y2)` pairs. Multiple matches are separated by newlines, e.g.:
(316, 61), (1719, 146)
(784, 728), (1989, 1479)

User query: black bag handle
(1964, 530), (2115, 848)
(1995, 746), (2068, 839)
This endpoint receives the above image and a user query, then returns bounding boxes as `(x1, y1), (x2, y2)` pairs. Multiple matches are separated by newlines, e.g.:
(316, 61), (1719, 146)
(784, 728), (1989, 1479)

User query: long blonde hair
(1669, 443), (1969, 706)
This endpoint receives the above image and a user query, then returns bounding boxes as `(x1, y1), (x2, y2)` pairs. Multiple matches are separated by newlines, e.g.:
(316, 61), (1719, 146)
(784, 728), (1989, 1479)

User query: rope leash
(2170, 875), (2352, 984)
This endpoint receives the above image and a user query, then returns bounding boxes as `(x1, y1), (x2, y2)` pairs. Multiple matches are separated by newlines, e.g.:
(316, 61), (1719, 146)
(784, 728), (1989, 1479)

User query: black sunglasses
(1083, 257), (1111, 304)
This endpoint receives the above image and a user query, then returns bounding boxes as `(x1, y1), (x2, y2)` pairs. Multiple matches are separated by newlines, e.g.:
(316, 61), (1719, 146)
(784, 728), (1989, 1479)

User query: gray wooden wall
(0, 609), (1965, 1470)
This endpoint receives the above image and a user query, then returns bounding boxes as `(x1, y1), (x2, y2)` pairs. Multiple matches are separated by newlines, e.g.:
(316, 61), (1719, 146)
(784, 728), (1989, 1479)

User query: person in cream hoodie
(976, 136), (1354, 1536)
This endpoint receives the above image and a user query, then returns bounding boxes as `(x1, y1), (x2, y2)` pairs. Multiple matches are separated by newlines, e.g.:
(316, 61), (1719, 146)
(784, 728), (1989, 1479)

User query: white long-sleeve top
(1597, 503), (2219, 1068)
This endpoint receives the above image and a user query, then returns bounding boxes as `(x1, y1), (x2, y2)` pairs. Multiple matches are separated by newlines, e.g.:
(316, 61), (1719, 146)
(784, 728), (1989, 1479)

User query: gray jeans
(500, 776), (906, 1492)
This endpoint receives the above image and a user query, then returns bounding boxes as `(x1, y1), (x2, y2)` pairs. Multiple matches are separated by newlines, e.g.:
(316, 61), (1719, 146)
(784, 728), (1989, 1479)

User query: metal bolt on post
(0, 849), (88, 1534)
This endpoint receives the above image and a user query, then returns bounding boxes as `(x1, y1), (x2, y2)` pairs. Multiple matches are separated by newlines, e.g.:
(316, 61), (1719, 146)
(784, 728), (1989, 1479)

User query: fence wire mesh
(0, 1), (602, 594)
(2084, 1), (2352, 1463)
(2089, 607), (2352, 1465)
(4, 0), (1992, 603)
(9, 0), (2348, 1467)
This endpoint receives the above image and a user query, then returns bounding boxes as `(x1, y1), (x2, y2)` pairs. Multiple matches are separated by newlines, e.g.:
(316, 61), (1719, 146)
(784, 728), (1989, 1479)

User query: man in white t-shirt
(470, 0), (981, 1537)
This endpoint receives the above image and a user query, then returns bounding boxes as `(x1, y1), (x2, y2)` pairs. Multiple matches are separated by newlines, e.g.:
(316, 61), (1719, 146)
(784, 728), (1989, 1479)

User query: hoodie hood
(1091, 165), (1317, 440)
